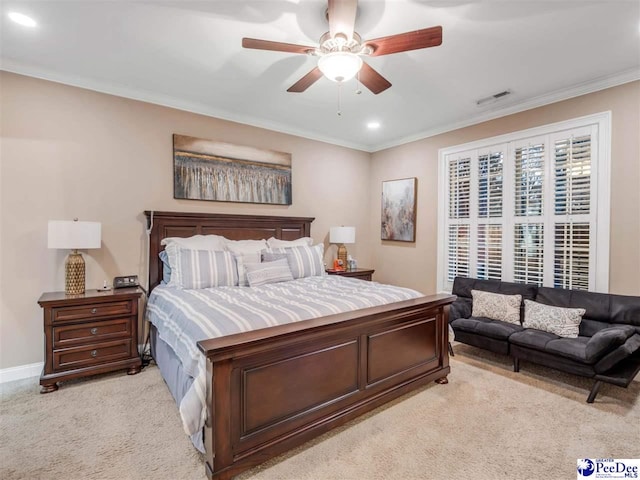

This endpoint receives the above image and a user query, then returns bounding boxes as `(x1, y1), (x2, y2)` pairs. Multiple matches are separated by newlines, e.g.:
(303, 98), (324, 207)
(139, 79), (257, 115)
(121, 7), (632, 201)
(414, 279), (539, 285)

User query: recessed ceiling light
(367, 121), (381, 130)
(8, 12), (37, 27)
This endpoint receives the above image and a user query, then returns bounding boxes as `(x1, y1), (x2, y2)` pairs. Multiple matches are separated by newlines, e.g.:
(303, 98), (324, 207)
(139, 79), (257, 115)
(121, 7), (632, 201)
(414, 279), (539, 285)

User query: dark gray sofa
(449, 277), (640, 402)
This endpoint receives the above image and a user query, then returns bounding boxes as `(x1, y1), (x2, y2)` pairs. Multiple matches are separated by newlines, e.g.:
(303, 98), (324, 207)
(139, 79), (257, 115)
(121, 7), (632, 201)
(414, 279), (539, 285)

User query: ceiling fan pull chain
(337, 82), (342, 116)
(355, 72), (362, 95)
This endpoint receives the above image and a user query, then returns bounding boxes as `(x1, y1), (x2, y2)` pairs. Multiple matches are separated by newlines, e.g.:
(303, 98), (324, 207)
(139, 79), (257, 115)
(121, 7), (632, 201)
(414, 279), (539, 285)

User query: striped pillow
(266, 244), (325, 279)
(166, 244), (238, 289)
(245, 259), (294, 287)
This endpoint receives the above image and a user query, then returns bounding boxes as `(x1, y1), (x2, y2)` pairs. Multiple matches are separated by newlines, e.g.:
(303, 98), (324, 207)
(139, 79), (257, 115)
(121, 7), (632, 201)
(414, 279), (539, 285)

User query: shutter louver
(513, 223), (544, 286)
(447, 224), (470, 281)
(554, 223), (590, 290)
(555, 135), (591, 215)
(515, 144), (544, 216)
(478, 152), (503, 218)
(477, 224), (502, 280)
(448, 158), (471, 219)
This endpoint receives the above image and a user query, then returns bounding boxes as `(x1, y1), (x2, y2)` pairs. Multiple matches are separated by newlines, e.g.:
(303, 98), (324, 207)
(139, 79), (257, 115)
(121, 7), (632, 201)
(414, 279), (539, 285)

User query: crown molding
(371, 67), (640, 152)
(2, 59), (638, 154)
(0, 59), (370, 152)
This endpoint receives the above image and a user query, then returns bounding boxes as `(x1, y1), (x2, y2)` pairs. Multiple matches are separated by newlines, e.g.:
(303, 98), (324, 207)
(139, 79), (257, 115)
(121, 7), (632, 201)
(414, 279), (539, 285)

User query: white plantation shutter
(513, 223), (544, 286)
(440, 115), (608, 293)
(477, 224), (502, 280)
(448, 157), (471, 219)
(554, 223), (590, 290)
(447, 225), (470, 281)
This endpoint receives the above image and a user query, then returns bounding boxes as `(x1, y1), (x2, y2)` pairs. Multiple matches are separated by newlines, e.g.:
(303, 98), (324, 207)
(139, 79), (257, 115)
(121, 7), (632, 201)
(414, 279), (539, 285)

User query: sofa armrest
(594, 334), (640, 374)
(450, 298), (472, 322)
(586, 325), (636, 363)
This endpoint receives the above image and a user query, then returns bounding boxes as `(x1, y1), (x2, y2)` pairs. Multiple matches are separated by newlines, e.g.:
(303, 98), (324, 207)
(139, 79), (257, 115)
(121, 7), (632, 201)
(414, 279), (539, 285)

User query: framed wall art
(381, 177), (417, 242)
(173, 134), (292, 205)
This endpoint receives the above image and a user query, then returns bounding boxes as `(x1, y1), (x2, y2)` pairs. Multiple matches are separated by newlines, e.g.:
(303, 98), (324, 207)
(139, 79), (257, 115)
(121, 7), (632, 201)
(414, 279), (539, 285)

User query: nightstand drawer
(52, 301), (133, 323)
(53, 340), (132, 371)
(53, 318), (132, 348)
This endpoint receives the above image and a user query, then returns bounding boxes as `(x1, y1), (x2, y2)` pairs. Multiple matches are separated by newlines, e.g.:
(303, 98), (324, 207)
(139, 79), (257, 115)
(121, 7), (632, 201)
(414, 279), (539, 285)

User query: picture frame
(381, 177), (417, 242)
(173, 134), (292, 205)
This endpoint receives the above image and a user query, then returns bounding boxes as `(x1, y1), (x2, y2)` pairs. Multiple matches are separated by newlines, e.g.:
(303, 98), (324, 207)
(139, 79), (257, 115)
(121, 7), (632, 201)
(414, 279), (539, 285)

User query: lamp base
(65, 251), (86, 295)
(337, 244), (348, 270)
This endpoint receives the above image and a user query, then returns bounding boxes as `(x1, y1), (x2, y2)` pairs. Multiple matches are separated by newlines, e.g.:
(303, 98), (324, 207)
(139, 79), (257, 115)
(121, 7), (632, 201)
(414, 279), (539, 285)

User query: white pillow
(225, 239), (269, 286)
(523, 300), (585, 338)
(161, 234), (226, 251)
(245, 258), (294, 287)
(471, 290), (522, 325)
(266, 237), (314, 248)
(165, 244), (238, 289)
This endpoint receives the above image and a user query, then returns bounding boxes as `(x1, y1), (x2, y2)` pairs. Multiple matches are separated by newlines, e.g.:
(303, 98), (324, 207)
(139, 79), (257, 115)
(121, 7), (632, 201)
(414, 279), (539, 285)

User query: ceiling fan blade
(328, 0), (358, 41)
(365, 26), (442, 57)
(359, 62), (391, 95)
(287, 67), (324, 93)
(242, 38), (315, 55)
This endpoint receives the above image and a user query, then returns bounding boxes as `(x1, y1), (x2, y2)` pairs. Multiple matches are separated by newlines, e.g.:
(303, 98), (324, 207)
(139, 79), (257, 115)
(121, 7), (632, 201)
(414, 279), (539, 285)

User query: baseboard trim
(0, 362), (43, 384)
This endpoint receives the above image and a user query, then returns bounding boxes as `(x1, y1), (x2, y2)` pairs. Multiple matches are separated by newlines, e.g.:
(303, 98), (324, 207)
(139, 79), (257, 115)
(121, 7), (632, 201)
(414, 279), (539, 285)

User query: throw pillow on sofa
(471, 290), (522, 325)
(523, 300), (585, 338)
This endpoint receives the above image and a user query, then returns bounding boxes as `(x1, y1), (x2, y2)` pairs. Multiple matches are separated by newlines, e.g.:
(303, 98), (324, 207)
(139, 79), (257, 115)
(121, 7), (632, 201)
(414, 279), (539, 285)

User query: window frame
(437, 111), (611, 293)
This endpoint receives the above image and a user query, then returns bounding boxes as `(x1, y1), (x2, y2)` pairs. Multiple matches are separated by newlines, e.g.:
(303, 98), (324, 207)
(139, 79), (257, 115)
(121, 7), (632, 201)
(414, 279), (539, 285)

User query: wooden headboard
(144, 211), (315, 292)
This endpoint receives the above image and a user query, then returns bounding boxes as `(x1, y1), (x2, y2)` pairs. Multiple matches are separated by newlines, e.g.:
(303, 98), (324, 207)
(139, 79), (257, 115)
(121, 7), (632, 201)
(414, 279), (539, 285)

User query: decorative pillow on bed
(266, 237), (314, 248)
(523, 299), (585, 338)
(266, 244), (325, 279)
(161, 234), (226, 251)
(245, 258), (294, 287)
(159, 250), (171, 284)
(225, 240), (269, 286)
(165, 245), (238, 289)
(471, 290), (522, 325)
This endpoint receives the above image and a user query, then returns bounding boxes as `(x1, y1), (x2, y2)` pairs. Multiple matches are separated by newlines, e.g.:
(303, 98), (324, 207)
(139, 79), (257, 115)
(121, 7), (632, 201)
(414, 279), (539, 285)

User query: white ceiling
(1, 1), (639, 152)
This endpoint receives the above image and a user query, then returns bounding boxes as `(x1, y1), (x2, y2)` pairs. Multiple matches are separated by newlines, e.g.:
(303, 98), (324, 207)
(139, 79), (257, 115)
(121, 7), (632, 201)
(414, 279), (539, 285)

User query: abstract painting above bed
(173, 134), (292, 205)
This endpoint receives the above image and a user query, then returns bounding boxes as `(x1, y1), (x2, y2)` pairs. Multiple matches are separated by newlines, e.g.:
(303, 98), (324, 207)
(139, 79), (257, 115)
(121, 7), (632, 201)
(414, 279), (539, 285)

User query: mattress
(146, 275), (422, 446)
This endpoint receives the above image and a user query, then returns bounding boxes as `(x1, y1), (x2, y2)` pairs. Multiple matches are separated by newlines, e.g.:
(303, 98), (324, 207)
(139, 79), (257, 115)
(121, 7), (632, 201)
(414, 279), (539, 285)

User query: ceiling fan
(242, 0), (442, 95)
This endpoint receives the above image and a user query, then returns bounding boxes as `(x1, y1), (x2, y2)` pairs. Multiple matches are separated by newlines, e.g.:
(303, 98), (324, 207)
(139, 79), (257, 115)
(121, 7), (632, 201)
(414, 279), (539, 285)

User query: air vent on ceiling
(476, 89), (512, 106)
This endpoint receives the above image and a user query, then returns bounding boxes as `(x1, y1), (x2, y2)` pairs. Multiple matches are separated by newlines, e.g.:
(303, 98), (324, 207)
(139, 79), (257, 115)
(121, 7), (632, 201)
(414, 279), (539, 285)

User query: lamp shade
(48, 221), (101, 250)
(318, 52), (363, 83)
(330, 226), (356, 244)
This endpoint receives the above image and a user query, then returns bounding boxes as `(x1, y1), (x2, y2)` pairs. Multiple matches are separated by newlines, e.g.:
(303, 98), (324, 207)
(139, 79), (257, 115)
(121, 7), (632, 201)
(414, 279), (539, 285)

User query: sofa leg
(448, 342), (455, 357)
(587, 381), (602, 403)
(513, 358), (520, 373)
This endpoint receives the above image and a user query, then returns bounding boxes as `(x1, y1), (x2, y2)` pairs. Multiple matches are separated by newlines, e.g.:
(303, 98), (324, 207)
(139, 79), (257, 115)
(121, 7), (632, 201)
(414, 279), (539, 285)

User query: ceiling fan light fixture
(318, 52), (363, 83)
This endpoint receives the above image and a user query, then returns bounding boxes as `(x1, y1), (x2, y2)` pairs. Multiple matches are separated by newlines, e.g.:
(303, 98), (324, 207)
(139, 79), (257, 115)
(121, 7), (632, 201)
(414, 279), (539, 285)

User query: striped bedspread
(146, 275), (422, 438)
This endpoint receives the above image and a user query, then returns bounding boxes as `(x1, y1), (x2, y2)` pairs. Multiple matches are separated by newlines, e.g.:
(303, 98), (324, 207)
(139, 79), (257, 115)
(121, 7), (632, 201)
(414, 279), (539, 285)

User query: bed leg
(587, 381), (602, 404)
(435, 376), (449, 384)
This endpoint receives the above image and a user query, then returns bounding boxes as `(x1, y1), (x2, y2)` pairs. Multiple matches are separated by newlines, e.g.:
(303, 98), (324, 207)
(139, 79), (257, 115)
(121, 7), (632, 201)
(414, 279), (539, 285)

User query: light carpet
(1, 344), (638, 480)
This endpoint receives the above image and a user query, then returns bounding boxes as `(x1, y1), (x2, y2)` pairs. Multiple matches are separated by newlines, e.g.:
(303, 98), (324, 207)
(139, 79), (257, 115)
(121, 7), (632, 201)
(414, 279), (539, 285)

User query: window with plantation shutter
(439, 113), (610, 293)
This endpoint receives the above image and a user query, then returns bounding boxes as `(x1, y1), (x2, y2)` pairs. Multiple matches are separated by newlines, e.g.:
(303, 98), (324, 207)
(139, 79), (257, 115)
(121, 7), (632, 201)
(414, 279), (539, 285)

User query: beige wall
(370, 81), (640, 296)
(0, 72), (372, 370)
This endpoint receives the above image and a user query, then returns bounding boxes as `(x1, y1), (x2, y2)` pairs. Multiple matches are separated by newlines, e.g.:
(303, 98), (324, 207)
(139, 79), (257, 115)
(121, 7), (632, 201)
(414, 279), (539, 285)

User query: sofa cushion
(509, 329), (558, 351)
(451, 316), (524, 341)
(585, 326), (636, 363)
(471, 290), (522, 325)
(453, 277), (537, 301)
(536, 287), (640, 329)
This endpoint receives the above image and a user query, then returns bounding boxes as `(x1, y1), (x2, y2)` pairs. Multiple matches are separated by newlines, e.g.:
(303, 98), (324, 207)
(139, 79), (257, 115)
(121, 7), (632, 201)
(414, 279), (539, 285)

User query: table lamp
(329, 226), (355, 270)
(48, 219), (101, 295)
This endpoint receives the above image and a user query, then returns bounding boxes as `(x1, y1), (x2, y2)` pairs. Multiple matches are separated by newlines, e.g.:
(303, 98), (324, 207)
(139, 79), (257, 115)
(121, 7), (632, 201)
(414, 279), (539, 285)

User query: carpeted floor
(1, 344), (638, 480)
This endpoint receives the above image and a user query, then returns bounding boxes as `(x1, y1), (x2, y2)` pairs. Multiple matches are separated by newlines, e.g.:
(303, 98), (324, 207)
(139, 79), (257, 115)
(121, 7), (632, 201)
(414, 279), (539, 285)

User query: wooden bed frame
(145, 211), (455, 480)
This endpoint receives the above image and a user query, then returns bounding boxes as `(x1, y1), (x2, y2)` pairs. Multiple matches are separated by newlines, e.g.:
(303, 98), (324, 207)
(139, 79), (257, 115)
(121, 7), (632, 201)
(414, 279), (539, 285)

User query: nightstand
(326, 268), (375, 281)
(38, 287), (142, 393)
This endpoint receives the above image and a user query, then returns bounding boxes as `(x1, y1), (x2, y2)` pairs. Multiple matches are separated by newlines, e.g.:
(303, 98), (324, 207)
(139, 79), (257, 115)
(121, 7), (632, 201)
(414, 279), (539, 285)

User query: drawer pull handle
(90, 328), (98, 335)
(91, 308), (97, 314)
(90, 350), (97, 358)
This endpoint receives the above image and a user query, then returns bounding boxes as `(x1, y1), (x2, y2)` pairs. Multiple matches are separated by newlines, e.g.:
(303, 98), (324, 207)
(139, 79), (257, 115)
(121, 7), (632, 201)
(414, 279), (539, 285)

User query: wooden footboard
(197, 294), (454, 480)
